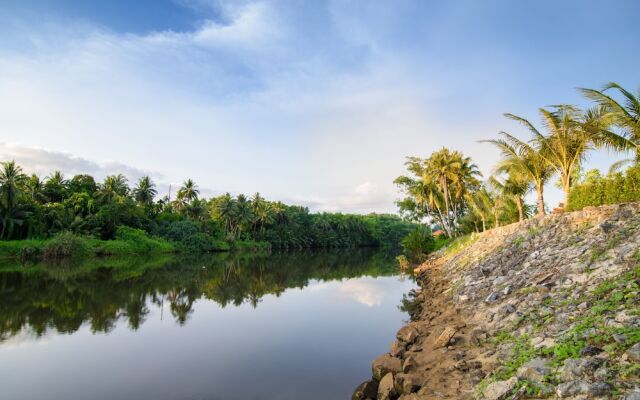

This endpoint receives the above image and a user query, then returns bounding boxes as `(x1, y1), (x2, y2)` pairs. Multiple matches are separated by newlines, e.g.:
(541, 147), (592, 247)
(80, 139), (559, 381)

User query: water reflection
(0, 249), (414, 400)
(0, 249), (401, 341)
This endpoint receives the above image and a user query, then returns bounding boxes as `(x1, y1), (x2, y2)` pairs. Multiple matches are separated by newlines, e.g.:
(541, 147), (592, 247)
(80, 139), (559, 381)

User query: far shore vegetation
(396, 82), (640, 262)
(0, 163), (415, 261)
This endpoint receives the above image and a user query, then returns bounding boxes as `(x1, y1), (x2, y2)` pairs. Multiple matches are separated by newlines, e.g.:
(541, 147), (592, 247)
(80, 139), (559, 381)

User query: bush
(231, 240), (272, 252)
(178, 232), (229, 253)
(42, 232), (89, 259)
(401, 226), (435, 262)
(568, 165), (640, 211)
(92, 226), (174, 255)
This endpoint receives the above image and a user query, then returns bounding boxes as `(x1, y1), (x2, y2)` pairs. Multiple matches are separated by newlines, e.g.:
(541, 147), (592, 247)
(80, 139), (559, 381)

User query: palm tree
(483, 129), (553, 215)
(580, 82), (640, 156)
(133, 176), (157, 206)
(489, 173), (529, 222)
(427, 149), (460, 227)
(504, 105), (632, 207)
(0, 161), (28, 238)
(24, 174), (46, 203)
(44, 170), (68, 203)
(233, 194), (254, 239)
(214, 193), (237, 237)
(251, 193), (273, 233)
(98, 174), (129, 203)
(177, 179), (199, 203)
(465, 187), (493, 231)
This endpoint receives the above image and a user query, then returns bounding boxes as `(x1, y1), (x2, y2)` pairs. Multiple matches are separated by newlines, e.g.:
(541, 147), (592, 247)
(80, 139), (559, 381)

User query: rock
(626, 342), (640, 362)
(372, 354), (402, 381)
(516, 358), (551, 383)
(433, 326), (457, 349)
(402, 355), (417, 373)
(393, 373), (425, 394)
(613, 333), (628, 344)
(588, 381), (612, 397)
(470, 328), (488, 346)
(579, 345), (603, 357)
(352, 380), (378, 400)
(483, 377), (517, 400)
(502, 304), (516, 314)
(556, 380), (590, 397)
(390, 340), (406, 357)
(600, 222), (615, 233)
(502, 285), (512, 295)
(398, 394), (421, 400)
(485, 292), (500, 303)
(560, 358), (602, 381)
(624, 391), (640, 400)
(396, 325), (420, 344)
(378, 373), (396, 400)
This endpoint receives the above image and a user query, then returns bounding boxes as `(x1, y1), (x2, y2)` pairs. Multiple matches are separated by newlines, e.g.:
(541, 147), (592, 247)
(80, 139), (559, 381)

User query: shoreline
(355, 203), (640, 399)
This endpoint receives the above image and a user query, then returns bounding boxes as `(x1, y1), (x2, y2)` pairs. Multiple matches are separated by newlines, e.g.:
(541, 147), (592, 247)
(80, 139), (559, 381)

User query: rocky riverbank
(354, 203), (640, 399)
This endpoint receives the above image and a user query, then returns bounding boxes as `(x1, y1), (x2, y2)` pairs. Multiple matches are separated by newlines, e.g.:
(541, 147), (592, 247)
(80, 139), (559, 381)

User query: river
(0, 249), (415, 400)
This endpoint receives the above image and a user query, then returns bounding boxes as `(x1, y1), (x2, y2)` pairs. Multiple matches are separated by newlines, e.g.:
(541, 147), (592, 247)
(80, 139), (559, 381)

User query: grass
(0, 228), (176, 261)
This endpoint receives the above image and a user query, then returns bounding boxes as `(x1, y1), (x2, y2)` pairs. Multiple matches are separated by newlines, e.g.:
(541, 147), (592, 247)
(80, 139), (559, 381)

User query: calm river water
(0, 249), (415, 400)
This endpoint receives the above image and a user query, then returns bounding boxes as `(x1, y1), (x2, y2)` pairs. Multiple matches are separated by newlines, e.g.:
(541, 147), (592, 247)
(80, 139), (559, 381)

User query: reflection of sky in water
(0, 275), (414, 400)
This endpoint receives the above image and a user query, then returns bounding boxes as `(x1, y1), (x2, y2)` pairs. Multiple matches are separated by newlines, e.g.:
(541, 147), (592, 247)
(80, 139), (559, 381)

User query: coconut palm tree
(489, 173), (530, 222)
(44, 170), (68, 203)
(177, 179), (199, 204)
(580, 82), (640, 155)
(464, 186), (493, 231)
(0, 161), (28, 238)
(24, 174), (46, 203)
(98, 174), (129, 203)
(482, 130), (553, 215)
(214, 193), (237, 237)
(133, 176), (157, 206)
(504, 105), (632, 207)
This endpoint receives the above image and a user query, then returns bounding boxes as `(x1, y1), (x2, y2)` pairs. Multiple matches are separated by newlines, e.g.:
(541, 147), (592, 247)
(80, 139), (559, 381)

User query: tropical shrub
(567, 165), (640, 211)
(42, 232), (89, 259)
(401, 226), (435, 262)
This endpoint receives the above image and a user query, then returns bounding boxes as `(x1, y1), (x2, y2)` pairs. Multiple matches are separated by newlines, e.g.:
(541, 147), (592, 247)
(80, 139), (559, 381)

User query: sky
(0, 0), (639, 213)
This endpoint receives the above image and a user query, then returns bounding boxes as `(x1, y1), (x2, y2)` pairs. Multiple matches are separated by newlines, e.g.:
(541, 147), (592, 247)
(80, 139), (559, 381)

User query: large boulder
(396, 325), (420, 344)
(372, 354), (403, 381)
(556, 380), (590, 398)
(626, 342), (640, 362)
(393, 373), (426, 395)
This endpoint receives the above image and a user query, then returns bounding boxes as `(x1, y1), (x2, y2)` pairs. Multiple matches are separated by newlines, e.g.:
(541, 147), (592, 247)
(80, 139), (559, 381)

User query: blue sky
(0, 0), (639, 213)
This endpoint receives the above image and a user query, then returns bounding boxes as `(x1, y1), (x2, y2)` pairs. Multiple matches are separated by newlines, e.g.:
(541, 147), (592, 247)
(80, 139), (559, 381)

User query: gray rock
(588, 381), (612, 397)
(516, 358), (551, 383)
(485, 292), (500, 303)
(378, 372), (396, 400)
(556, 380), (590, 397)
(372, 354), (402, 381)
(626, 342), (640, 362)
(483, 377), (517, 400)
(623, 391), (640, 400)
(560, 358), (602, 380)
(579, 345), (603, 356)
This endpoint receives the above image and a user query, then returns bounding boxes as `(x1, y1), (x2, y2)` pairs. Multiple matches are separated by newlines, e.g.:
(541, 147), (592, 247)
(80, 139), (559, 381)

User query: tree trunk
(494, 209), (500, 228)
(563, 177), (571, 209)
(536, 183), (545, 216)
(516, 197), (524, 222)
(481, 216), (486, 232)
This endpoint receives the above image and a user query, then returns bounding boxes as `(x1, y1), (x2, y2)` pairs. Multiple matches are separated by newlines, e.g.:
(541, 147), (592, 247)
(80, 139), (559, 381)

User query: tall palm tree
(133, 176), (157, 206)
(504, 105), (632, 207)
(177, 179), (199, 203)
(44, 170), (68, 203)
(427, 149), (460, 227)
(98, 174), (129, 203)
(24, 174), (46, 203)
(465, 186), (493, 232)
(489, 173), (529, 222)
(0, 161), (28, 238)
(483, 129), (553, 215)
(214, 193), (237, 237)
(233, 194), (254, 239)
(580, 82), (640, 154)
(251, 193), (273, 233)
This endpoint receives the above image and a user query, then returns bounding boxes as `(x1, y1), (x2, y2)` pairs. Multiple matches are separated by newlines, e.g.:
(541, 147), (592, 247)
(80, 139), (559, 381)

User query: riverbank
(356, 202), (640, 399)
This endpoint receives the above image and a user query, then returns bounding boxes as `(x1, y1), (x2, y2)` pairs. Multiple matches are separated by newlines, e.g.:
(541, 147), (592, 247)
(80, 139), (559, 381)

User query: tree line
(0, 163), (415, 251)
(396, 82), (640, 236)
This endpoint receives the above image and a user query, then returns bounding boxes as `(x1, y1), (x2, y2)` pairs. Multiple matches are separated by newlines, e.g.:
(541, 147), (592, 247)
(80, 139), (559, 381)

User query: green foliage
(401, 226), (435, 262)
(42, 232), (89, 259)
(568, 164), (640, 211)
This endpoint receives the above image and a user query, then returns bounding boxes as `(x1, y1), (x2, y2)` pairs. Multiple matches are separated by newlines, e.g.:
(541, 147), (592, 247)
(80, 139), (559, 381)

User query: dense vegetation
(567, 164), (640, 211)
(396, 82), (640, 240)
(0, 163), (415, 259)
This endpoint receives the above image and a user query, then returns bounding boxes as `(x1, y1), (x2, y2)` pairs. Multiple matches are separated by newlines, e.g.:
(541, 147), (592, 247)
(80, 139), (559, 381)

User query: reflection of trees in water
(0, 248), (401, 340)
